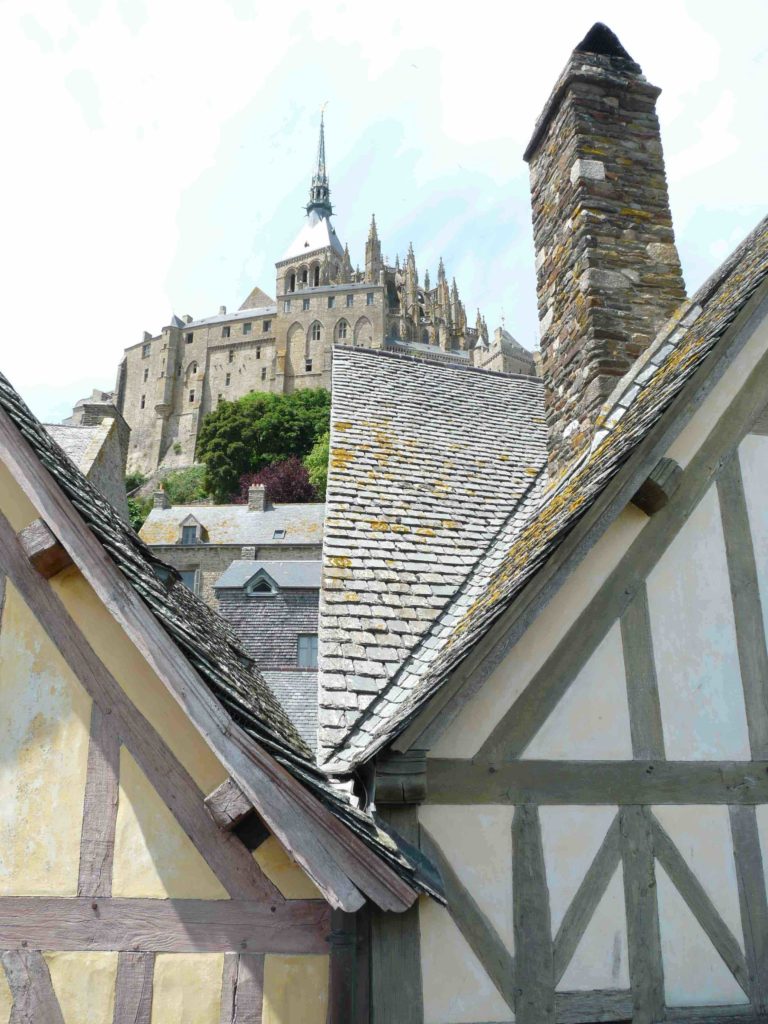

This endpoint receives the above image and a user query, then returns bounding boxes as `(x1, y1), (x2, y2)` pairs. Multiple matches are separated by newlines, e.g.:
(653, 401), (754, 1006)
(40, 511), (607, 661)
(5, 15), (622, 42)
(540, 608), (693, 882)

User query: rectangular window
(181, 526), (197, 545)
(256, 346), (261, 360)
(143, 368), (149, 382)
(185, 333), (193, 344)
(222, 325), (231, 338)
(273, 528), (286, 539)
(263, 320), (271, 333)
(297, 634), (318, 670)
(142, 343), (151, 357)
(225, 373), (231, 386)
(189, 389), (195, 403)
(228, 349), (234, 363)
(243, 322), (252, 334)
(366, 292), (374, 306)
(283, 300), (291, 313)
(179, 569), (197, 591)
(140, 394), (146, 409)
(327, 295), (335, 309)
(261, 367), (267, 381)
(302, 298), (310, 311)
(346, 294), (353, 307)
(305, 358), (313, 372)
(218, 393), (223, 403)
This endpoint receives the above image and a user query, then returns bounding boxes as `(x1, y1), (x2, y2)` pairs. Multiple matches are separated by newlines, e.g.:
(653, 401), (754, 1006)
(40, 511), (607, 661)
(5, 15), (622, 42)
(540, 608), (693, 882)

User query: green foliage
(172, 442), (182, 455)
(128, 497), (151, 533)
(197, 389), (331, 502)
(161, 466), (209, 504)
(125, 471), (147, 494)
(304, 430), (329, 500)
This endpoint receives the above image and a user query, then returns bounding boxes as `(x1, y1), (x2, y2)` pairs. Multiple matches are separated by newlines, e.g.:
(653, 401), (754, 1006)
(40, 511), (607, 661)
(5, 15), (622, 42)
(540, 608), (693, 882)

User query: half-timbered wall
(408, 304), (768, 1022)
(0, 463), (332, 1023)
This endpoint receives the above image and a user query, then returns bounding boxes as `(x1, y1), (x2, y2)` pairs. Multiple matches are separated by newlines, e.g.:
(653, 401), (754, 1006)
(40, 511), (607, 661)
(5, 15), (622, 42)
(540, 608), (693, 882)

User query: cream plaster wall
(151, 953), (224, 1024)
(253, 837), (321, 900)
(0, 581), (91, 895)
(648, 485), (750, 759)
(50, 566), (226, 794)
(557, 867), (629, 992)
(0, 460), (37, 531)
(112, 747), (228, 900)
(524, 624), (632, 760)
(45, 951), (118, 1024)
(419, 899), (513, 1024)
(418, 805), (514, 953)
(754, 805), (768, 904)
(432, 507), (647, 758)
(737, 435), (768, 649)
(262, 955), (330, 1024)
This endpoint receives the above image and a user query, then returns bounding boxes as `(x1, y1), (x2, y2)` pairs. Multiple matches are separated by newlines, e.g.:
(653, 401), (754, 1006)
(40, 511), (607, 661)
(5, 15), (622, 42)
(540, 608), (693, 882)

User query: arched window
(289, 272), (296, 293)
(187, 361), (198, 376)
(336, 319), (348, 341)
(310, 321), (322, 342)
(313, 265), (320, 287)
(301, 267), (308, 284)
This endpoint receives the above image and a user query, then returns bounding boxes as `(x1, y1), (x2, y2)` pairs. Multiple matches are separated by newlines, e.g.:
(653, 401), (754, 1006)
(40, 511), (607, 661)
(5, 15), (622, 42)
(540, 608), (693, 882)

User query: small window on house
(273, 528), (286, 539)
(225, 373), (231, 386)
(142, 343), (151, 357)
(305, 358), (313, 372)
(337, 320), (348, 341)
(140, 394), (146, 409)
(243, 323), (251, 334)
(311, 322), (321, 341)
(189, 389), (195, 403)
(302, 298), (310, 311)
(249, 578), (275, 596)
(179, 569), (197, 591)
(289, 273), (296, 293)
(283, 300), (291, 313)
(346, 294), (354, 307)
(185, 333), (193, 344)
(366, 292), (374, 306)
(301, 268), (308, 284)
(327, 295), (335, 309)
(143, 368), (149, 382)
(256, 346), (261, 360)
(228, 349), (234, 363)
(263, 320), (271, 333)
(313, 266), (320, 287)
(261, 367), (267, 381)
(181, 526), (197, 545)
(222, 325), (231, 338)
(297, 634), (318, 670)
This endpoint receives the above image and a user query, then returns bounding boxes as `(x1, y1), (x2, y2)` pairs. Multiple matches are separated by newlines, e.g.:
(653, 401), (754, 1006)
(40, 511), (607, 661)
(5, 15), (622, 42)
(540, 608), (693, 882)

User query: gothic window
(327, 295), (335, 309)
(222, 326), (231, 338)
(313, 265), (320, 287)
(262, 320), (271, 333)
(346, 294), (354, 307)
(289, 273), (296, 293)
(243, 323), (251, 335)
(189, 361), (198, 374)
(297, 634), (318, 669)
(366, 292), (374, 306)
(336, 319), (349, 341)
(310, 322), (322, 342)
(303, 298), (310, 311)
(301, 268), (308, 284)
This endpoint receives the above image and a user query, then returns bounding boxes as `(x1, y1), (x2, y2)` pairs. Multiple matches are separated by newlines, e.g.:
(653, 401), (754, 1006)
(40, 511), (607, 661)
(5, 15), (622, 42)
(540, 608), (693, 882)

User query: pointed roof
(280, 208), (345, 263)
(239, 286), (275, 311)
(368, 214), (379, 240)
(575, 22), (634, 61)
(306, 113), (333, 219)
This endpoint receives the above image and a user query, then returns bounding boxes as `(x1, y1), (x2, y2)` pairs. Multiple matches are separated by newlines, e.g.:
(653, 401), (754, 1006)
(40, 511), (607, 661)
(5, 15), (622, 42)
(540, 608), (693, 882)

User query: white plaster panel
(524, 624), (632, 759)
(419, 805), (514, 953)
(648, 485), (750, 759)
(557, 865), (629, 992)
(657, 861), (748, 1007)
(420, 898), (513, 1024)
(754, 805), (768, 904)
(653, 806), (743, 949)
(737, 435), (768, 648)
(432, 508), (647, 758)
(540, 806), (618, 934)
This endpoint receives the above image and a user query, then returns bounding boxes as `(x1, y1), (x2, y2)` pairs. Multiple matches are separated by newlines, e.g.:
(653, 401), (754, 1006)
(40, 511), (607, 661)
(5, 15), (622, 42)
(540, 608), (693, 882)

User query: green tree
(128, 496), (152, 533)
(162, 466), (209, 504)
(196, 389), (331, 501)
(304, 430), (329, 500)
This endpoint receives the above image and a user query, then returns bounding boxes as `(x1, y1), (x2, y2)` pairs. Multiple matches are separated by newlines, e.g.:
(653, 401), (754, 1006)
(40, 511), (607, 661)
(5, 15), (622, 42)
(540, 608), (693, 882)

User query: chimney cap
(153, 491), (170, 510)
(574, 23), (634, 62)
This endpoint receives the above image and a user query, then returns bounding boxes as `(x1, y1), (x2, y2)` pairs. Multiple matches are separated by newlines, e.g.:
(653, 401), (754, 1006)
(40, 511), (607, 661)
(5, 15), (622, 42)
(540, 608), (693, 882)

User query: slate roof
(325, 213), (768, 769)
(318, 348), (547, 758)
(215, 560), (322, 590)
(263, 671), (319, 754)
(45, 424), (107, 475)
(0, 370), (440, 900)
(141, 502), (325, 547)
(280, 209), (345, 263)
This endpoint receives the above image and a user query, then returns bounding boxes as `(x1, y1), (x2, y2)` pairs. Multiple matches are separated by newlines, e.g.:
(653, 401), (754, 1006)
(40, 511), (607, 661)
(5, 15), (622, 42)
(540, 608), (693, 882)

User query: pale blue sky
(1, 0), (766, 422)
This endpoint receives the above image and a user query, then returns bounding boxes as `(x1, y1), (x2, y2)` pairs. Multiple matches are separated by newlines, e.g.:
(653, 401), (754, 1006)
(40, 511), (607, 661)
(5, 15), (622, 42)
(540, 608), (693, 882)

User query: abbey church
(115, 118), (536, 476)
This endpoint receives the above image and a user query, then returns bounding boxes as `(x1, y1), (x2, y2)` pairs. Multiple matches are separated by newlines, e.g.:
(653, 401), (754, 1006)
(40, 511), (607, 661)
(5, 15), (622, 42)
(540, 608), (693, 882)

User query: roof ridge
(333, 343), (542, 384)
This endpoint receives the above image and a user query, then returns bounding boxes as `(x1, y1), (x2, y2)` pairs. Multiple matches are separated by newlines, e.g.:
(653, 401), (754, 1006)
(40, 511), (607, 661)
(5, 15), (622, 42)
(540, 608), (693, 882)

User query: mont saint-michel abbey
(115, 117), (536, 476)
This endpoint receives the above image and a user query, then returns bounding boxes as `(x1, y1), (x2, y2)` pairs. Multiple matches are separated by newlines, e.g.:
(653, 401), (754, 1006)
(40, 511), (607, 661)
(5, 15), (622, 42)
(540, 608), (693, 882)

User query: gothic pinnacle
(307, 111), (333, 218)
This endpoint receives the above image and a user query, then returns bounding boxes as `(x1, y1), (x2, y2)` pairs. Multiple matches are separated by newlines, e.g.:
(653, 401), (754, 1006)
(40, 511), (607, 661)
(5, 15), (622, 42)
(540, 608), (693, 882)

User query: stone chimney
(525, 23), (686, 474)
(247, 484), (269, 512)
(153, 491), (170, 509)
(219, 305), (227, 316)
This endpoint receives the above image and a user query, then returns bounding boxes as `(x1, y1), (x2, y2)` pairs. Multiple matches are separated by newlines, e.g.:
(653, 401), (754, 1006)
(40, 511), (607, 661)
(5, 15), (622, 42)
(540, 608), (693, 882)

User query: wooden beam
(0, 506), (281, 905)
(717, 453), (768, 759)
(420, 825), (515, 1010)
(729, 806), (768, 1012)
(651, 813), (750, 997)
(621, 584), (665, 760)
(370, 806), (423, 1023)
(513, 804), (554, 1024)
(631, 457), (683, 515)
(113, 951), (154, 1024)
(219, 953), (264, 1024)
(327, 910), (357, 1024)
(663, 1007), (760, 1023)
(374, 749), (427, 805)
(17, 517), (73, 579)
(425, 759), (768, 805)
(206, 777), (253, 831)
(1, 950), (65, 1024)
(78, 701), (120, 897)
(553, 815), (621, 986)
(620, 806), (664, 1024)
(0, 897), (329, 953)
(554, 989), (632, 1023)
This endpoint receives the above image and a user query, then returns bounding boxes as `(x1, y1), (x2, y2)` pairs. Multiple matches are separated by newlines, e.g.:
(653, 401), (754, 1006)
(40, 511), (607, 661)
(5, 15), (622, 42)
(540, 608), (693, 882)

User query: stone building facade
(114, 116), (536, 476)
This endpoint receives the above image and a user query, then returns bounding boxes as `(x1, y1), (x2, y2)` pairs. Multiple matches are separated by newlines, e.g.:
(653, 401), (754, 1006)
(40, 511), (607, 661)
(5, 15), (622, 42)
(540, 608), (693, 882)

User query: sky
(0, 0), (766, 423)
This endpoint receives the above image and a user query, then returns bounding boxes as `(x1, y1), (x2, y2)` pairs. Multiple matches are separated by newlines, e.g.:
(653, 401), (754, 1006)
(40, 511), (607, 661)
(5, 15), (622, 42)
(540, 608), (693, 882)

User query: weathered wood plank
(113, 951), (154, 1024)
(0, 897), (330, 953)
(729, 805), (768, 1012)
(420, 825), (515, 1010)
(327, 910), (357, 1024)
(78, 701), (120, 897)
(0, 506), (281, 905)
(370, 806), (423, 1024)
(426, 759), (768, 804)
(513, 804), (554, 1024)
(353, 904), (370, 1024)
(621, 585), (665, 760)
(374, 750), (428, 805)
(554, 988), (632, 1023)
(223, 954), (264, 1024)
(553, 815), (621, 985)
(620, 806), (663, 1024)
(651, 813), (750, 996)
(17, 518), (73, 579)
(1, 950), (65, 1024)
(220, 955), (239, 1024)
(717, 454), (768, 759)
(206, 777), (253, 832)
(631, 456), (683, 516)
(663, 1006), (759, 1023)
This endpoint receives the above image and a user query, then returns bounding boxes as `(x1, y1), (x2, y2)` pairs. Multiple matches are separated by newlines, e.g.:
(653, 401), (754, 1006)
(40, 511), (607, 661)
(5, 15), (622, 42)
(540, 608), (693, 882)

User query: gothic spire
(368, 214), (379, 241)
(307, 112), (333, 219)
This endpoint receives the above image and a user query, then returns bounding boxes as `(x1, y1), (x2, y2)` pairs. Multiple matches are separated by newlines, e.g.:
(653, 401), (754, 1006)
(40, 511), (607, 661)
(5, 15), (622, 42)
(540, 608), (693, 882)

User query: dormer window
(245, 572), (277, 597)
(181, 525), (198, 545)
(273, 529), (286, 540)
(179, 515), (204, 545)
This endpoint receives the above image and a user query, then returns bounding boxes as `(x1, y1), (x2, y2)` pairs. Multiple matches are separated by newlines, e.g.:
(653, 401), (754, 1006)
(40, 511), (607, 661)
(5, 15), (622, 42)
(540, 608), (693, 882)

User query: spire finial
(307, 107), (333, 219)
